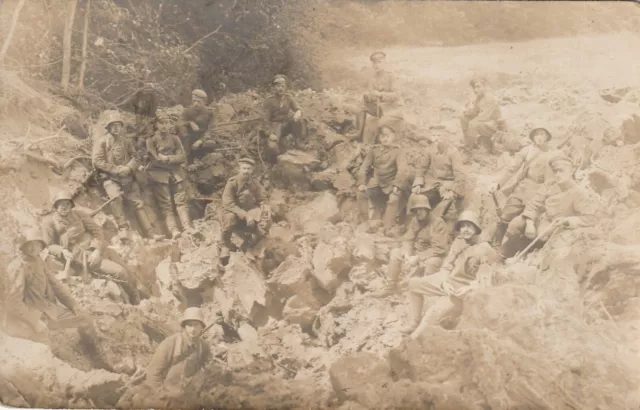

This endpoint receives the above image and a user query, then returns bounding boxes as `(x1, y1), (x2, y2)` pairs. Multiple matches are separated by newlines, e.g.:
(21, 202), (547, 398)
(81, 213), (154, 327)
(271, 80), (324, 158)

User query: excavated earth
(1, 33), (640, 409)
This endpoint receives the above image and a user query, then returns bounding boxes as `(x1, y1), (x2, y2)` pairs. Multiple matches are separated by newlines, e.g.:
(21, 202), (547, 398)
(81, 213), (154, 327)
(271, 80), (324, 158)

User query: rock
(273, 150), (322, 190)
(77, 370), (125, 405)
(175, 245), (220, 289)
(215, 103), (236, 123)
(288, 192), (340, 235)
(91, 302), (124, 317)
(283, 295), (318, 328)
(62, 112), (90, 140)
(219, 253), (269, 320)
(329, 352), (392, 407)
(268, 188), (288, 221)
(312, 238), (352, 292)
(226, 324), (269, 370)
(600, 87), (631, 104)
(311, 168), (338, 191)
(330, 141), (358, 169)
(267, 255), (312, 297)
(333, 170), (356, 191)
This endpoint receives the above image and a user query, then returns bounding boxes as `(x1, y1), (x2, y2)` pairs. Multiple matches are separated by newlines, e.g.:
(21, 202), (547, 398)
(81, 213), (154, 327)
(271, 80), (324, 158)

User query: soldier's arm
(46, 269), (77, 313)
(263, 99), (274, 123)
(496, 145), (528, 187)
(419, 219), (451, 260)
(288, 95), (302, 116)
(41, 219), (65, 258)
(392, 149), (407, 190)
(146, 137), (159, 160)
(200, 110), (218, 149)
(475, 95), (500, 122)
(78, 211), (106, 252)
(449, 149), (468, 196)
(412, 151), (431, 188)
(176, 108), (193, 138)
(379, 74), (398, 102)
(255, 182), (269, 206)
(92, 139), (118, 175)
(146, 336), (175, 387)
(125, 140), (139, 170)
(222, 180), (248, 219)
(5, 262), (33, 322)
(401, 218), (418, 254)
(566, 189), (600, 228)
(522, 184), (549, 221)
(358, 149), (375, 186)
(164, 135), (187, 165)
(440, 237), (468, 274)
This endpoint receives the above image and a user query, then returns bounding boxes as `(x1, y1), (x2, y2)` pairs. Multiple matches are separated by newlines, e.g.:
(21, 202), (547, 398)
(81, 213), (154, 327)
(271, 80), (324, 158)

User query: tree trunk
(0, 0), (29, 64)
(61, 0), (78, 93)
(77, 0), (90, 89)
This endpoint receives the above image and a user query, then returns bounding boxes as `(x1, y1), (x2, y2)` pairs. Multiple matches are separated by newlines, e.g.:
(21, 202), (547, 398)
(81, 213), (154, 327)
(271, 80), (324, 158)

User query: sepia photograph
(0, 0), (639, 408)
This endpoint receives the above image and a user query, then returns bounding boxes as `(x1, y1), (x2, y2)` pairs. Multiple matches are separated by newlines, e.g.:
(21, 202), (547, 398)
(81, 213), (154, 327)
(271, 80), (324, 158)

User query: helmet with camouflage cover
(455, 210), (482, 235)
(103, 110), (124, 130)
(407, 194), (431, 212)
(52, 191), (75, 209)
(18, 227), (46, 252)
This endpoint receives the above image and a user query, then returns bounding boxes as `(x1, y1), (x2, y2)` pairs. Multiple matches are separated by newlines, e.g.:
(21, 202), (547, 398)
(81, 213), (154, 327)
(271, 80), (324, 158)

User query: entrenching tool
(512, 221), (562, 261)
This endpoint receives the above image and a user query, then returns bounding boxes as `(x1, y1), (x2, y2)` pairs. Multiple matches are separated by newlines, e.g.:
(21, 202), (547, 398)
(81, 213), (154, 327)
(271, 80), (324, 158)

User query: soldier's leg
(92, 258), (140, 305)
(135, 173), (163, 236)
(103, 180), (129, 231)
(499, 214), (528, 259)
(493, 196), (525, 246)
(173, 181), (194, 231)
(356, 189), (370, 223)
(402, 292), (425, 334)
(151, 182), (180, 238)
(368, 187), (387, 221)
(218, 211), (239, 265)
(459, 115), (473, 147)
(382, 190), (405, 233)
(373, 248), (404, 297)
(420, 256), (444, 277)
(123, 181), (156, 238)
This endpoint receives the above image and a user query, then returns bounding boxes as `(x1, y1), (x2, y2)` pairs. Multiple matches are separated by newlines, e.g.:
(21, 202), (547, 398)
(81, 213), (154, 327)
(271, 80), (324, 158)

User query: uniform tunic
(402, 214), (453, 259)
(41, 210), (105, 258)
(364, 70), (399, 116)
(146, 332), (210, 389)
(177, 106), (215, 162)
(413, 142), (467, 197)
(498, 145), (557, 203)
(522, 182), (599, 231)
(358, 144), (407, 194)
(263, 94), (301, 124)
(146, 132), (187, 184)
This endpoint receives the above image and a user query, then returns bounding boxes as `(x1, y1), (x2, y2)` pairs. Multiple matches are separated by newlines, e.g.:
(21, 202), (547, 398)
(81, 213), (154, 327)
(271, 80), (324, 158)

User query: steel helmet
(19, 227), (46, 252)
(180, 307), (206, 327)
(378, 115), (405, 134)
(407, 194), (431, 212)
(52, 191), (75, 209)
(191, 89), (208, 99)
(455, 210), (482, 235)
(103, 110), (124, 130)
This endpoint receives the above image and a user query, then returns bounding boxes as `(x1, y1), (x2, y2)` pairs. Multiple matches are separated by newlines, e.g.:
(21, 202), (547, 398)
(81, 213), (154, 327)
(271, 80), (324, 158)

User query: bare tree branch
(183, 24), (223, 54)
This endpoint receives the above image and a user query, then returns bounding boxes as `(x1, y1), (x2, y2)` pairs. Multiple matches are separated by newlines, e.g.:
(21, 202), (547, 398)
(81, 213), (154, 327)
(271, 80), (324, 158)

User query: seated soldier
(403, 211), (498, 335)
(263, 75), (304, 161)
(357, 115), (408, 236)
(41, 192), (141, 304)
(176, 89), (215, 164)
(499, 153), (600, 260)
(373, 194), (453, 297)
(410, 125), (467, 223)
(218, 158), (271, 266)
(460, 76), (502, 152)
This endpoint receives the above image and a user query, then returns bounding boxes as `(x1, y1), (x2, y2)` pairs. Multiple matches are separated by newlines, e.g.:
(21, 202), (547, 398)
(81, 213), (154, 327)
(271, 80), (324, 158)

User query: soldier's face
(379, 127), (396, 146)
(22, 241), (44, 257)
(553, 163), (573, 185)
(532, 133), (548, 148)
(55, 200), (73, 217)
(192, 95), (206, 108)
(372, 60), (384, 72)
(239, 163), (254, 177)
(458, 221), (477, 241)
(472, 82), (485, 97)
(109, 122), (123, 136)
(274, 83), (285, 95)
(414, 208), (429, 221)
(183, 321), (204, 339)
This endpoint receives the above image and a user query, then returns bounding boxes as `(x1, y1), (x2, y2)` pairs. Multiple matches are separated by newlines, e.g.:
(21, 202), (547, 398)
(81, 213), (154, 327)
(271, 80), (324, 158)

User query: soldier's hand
(246, 217), (257, 228)
(392, 186), (400, 195)
(488, 182), (500, 193)
(88, 249), (101, 266)
(158, 153), (169, 162)
(192, 140), (204, 150)
(439, 186), (454, 200)
(268, 133), (279, 142)
(62, 249), (74, 260)
(190, 121), (200, 132)
(411, 185), (422, 194)
(524, 219), (537, 239)
(358, 184), (367, 192)
(553, 217), (571, 229)
(117, 166), (132, 177)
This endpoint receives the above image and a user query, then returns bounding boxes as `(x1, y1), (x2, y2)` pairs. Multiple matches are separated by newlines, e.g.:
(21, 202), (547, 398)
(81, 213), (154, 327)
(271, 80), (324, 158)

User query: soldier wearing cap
(263, 74), (305, 161)
(218, 157), (270, 265)
(488, 128), (558, 247)
(146, 115), (194, 239)
(92, 110), (160, 239)
(40, 192), (141, 304)
(460, 76), (503, 151)
(117, 307), (210, 408)
(353, 51), (400, 145)
(177, 89), (216, 164)
(410, 125), (468, 223)
(357, 115), (409, 235)
(404, 210), (498, 336)
(373, 193), (453, 297)
(499, 153), (600, 259)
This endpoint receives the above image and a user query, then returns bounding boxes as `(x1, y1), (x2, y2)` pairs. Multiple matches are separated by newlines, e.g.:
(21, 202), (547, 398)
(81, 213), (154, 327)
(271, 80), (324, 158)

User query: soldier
(146, 115), (194, 239)
(129, 81), (158, 141)
(40, 192), (140, 304)
(92, 110), (161, 239)
(499, 153), (600, 259)
(410, 126), (467, 223)
(460, 76), (502, 151)
(488, 128), (557, 247)
(263, 74), (304, 160)
(4, 228), (112, 369)
(357, 115), (408, 235)
(404, 211), (497, 335)
(218, 157), (270, 266)
(176, 89), (216, 164)
(354, 51), (400, 145)
(116, 308), (210, 408)
(373, 194), (453, 297)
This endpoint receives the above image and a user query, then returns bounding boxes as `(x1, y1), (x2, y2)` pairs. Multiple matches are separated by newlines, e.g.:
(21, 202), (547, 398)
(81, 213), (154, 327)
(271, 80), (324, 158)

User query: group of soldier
(1, 50), (602, 405)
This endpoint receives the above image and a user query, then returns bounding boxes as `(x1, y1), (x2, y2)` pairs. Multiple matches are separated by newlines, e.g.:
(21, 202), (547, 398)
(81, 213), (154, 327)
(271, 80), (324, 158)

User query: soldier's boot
(499, 233), (524, 262)
(401, 293), (424, 334)
(177, 206), (195, 234)
(382, 195), (401, 234)
(135, 209), (164, 241)
(373, 256), (402, 298)
(165, 212), (181, 239)
(121, 279), (141, 305)
(492, 222), (508, 248)
(111, 198), (131, 236)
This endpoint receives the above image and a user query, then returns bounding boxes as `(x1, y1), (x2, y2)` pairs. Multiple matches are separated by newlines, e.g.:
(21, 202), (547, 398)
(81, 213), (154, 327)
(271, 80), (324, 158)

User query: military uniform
(146, 128), (193, 236)
(460, 86), (502, 149)
(411, 140), (467, 222)
(130, 86), (158, 140)
(177, 106), (215, 164)
(263, 92), (304, 158)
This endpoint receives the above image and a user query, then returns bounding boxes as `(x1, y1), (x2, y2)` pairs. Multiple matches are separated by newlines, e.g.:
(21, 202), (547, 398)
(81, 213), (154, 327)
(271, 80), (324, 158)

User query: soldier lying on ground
(373, 194), (453, 298)
(410, 125), (467, 223)
(403, 211), (498, 336)
(218, 157), (271, 266)
(40, 192), (141, 305)
(488, 128), (557, 247)
(357, 115), (408, 236)
(177, 89), (216, 165)
(263, 74), (305, 161)
(460, 76), (503, 152)
(92, 110), (163, 240)
(146, 115), (195, 239)
(499, 153), (600, 260)
(116, 308), (210, 409)
(4, 228), (114, 370)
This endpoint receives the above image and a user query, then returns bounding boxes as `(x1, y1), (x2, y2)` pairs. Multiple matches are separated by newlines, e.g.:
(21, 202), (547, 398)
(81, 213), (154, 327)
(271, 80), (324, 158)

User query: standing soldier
(404, 211), (497, 336)
(129, 80), (158, 142)
(354, 51), (400, 146)
(217, 158), (270, 266)
(373, 194), (453, 297)
(177, 89), (216, 164)
(4, 228), (113, 370)
(146, 115), (195, 239)
(499, 154), (600, 259)
(41, 192), (141, 304)
(460, 76), (502, 152)
(488, 128), (557, 247)
(357, 115), (408, 235)
(92, 110), (160, 239)
(410, 126), (467, 223)
(116, 308), (210, 408)
(263, 75), (304, 161)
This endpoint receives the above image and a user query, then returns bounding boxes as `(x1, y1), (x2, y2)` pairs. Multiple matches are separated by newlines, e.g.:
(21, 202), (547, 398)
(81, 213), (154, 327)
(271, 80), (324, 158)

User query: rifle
(89, 193), (124, 217)
(210, 117), (262, 131)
